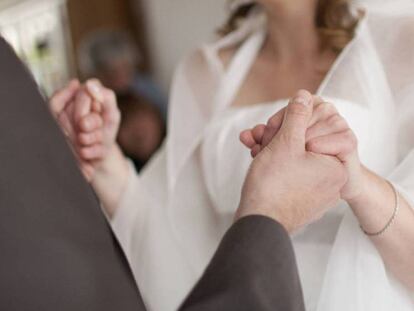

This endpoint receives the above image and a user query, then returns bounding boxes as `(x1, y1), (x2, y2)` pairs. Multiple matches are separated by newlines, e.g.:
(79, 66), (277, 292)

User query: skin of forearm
(348, 166), (414, 290)
(91, 144), (130, 218)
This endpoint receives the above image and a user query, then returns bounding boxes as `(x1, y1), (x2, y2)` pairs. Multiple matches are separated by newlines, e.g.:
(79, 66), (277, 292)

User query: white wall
(138, 0), (228, 92)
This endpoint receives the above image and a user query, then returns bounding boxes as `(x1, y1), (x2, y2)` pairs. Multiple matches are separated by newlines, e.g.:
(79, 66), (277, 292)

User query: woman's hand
(49, 79), (121, 182)
(49, 79), (128, 217)
(240, 90), (363, 201)
(237, 90), (347, 233)
(49, 79), (95, 180)
(73, 79), (121, 177)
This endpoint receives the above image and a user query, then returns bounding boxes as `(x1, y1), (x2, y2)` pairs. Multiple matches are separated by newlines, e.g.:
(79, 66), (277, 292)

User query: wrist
(92, 144), (129, 195)
(94, 144), (127, 176)
(346, 165), (372, 208)
(346, 167), (398, 235)
(346, 166), (393, 217)
(235, 201), (293, 233)
(91, 144), (130, 218)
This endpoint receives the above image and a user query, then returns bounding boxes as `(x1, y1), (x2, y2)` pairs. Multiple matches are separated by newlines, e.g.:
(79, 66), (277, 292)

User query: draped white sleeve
(110, 151), (165, 261)
(389, 86), (414, 209)
(107, 3), (414, 311)
(315, 5), (414, 310)
(108, 46), (229, 310)
(316, 93), (414, 311)
(110, 144), (200, 311)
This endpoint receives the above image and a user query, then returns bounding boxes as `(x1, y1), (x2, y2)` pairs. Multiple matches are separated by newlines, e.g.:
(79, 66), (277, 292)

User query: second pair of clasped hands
(51, 80), (362, 233)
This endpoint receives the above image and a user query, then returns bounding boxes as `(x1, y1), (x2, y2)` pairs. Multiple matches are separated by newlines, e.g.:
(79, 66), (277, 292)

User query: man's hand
(236, 90), (348, 233)
(240, 93), (362, 201)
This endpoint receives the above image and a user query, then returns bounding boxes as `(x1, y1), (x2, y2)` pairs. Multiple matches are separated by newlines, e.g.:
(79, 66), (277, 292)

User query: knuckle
(278, 132), (299, 153)
(318, 101), (330, 109)
(267, 113), (282, 127)
(78, 133), (86, 143)
(313, 95), (324, 103)
(328, 162), (346, 185)
(86, 133), (94, 144)
(89, 114), (97, 123)
(113, 109), (122, 123)
(49, 98), (59, 111)
(93, 114), (103, 126)
(328, 114), (346, 128)
(262, 144), (274, 155)
(49, 96), (57, 106)
(316, 102), (337, 117)
(105, 89), (116, 102)
(80, 148), (89, 159)
(327, 114), (340, 124)
(306, 139), (318, 151)
(253, 124), (264, 133)
(337, 167), (348, 185)
(323, 102), (336, 112)
(295, 89), (311, 99)
(344, 129), (358, 148)
(287, 103), (308, 117)
(81, 118), (92, 130)
(314, 102), (325, 112)
(88, 77), (100, 84)
(84, 136), (91, 144)
(80, 119), (87, 129)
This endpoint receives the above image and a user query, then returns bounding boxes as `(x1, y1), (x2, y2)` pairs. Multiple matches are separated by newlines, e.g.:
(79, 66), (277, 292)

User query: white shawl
(112, 3), (414, 310)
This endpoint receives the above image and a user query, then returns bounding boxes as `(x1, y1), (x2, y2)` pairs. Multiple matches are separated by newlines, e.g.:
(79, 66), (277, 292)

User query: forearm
(91, 144), (130, 218)
(348, 166), (414, 290)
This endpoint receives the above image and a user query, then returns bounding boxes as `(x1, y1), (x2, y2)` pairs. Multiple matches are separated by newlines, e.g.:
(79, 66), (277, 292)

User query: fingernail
(87, 81), (104, 102)
(294, 96), (309, 106)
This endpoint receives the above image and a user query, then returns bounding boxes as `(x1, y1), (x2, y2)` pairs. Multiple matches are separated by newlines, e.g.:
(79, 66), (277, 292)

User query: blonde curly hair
(220, 0), (360, 52)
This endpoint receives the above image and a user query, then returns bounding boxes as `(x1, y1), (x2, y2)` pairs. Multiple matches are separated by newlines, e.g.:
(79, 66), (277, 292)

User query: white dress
(111, 4), (414, 311)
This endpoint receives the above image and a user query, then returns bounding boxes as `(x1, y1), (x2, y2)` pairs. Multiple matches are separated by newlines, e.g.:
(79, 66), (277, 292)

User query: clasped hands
(50, 80), (363, 233)
(238, 90), (364, 231)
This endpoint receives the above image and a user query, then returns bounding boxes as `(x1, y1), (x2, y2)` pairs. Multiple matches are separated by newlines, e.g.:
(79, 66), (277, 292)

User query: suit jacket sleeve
(179, 215), (305, 311)
(0, 37), (145, 311)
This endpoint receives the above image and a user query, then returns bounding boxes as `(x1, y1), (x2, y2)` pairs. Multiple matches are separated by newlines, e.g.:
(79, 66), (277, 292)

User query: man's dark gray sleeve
(180, 215), (305, 311)
(0, 37), (145, 311)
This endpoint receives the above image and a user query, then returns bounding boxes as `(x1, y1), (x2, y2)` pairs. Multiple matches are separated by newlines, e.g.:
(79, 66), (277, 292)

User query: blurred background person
(117, 92), (165, 172)
(78, 30), (168, 120)
(78, 30), (167, 170)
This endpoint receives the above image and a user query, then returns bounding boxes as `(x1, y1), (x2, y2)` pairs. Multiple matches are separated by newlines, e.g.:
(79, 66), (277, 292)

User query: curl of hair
(219, 0), (360, 52)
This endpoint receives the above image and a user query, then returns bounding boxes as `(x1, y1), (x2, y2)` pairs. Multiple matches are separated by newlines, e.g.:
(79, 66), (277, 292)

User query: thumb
(73, 87), (93, 124)
(270, 90), (313, 152)
(49, 80), (80, 117)
(86, 79), (120, 126)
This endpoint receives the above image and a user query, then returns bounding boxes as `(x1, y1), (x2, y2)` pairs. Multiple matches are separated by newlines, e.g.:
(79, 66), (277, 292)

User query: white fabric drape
(111, 3), (414, 310)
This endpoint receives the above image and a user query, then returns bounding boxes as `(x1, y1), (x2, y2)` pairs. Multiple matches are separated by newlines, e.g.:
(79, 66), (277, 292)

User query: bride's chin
(255, 0), (306, 7)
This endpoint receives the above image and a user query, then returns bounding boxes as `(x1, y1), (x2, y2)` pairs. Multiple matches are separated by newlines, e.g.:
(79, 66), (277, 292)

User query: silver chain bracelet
(361, 181), (400, 237)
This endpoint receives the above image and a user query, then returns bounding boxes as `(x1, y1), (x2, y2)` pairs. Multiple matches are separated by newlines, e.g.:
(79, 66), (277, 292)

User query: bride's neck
(262, 2), (321, 62)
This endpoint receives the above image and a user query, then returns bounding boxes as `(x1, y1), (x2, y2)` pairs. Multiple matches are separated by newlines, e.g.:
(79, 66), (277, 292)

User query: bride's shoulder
(218, 44), (242, 71)
(176, 33), (245, 77)
(366, 3), (414, 26)
(363, 4), (414, 54)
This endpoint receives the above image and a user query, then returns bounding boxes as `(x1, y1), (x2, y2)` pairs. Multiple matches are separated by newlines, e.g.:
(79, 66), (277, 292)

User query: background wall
(138, 0), (228, 92)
